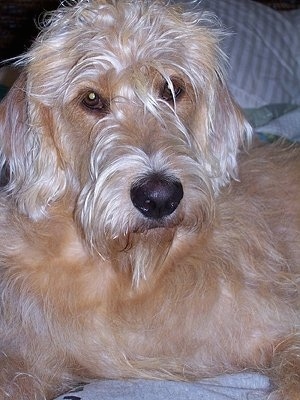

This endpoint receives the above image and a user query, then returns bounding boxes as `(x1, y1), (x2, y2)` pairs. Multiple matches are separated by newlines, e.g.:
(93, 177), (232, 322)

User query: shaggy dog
(0, 0), (299, 399)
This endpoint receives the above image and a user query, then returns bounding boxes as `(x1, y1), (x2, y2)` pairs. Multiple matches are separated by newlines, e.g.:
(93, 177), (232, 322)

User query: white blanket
(56, 373), (270, 400)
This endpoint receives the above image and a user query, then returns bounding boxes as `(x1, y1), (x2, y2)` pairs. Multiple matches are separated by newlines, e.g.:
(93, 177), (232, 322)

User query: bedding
(55, 374), (270, 400)
(198, 0), (300, 141)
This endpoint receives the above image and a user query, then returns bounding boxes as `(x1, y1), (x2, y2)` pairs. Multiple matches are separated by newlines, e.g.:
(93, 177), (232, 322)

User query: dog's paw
(0, 353), (46, 400)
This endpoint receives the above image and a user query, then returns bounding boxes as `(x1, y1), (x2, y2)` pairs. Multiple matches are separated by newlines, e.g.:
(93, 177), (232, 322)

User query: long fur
(0, 1), (299, 399)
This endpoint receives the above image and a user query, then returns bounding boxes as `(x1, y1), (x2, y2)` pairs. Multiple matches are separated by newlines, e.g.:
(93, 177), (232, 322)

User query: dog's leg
(268, 333), (300, 400)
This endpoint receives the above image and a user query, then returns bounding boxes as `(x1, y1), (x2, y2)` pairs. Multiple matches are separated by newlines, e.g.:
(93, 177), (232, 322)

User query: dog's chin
(90, 212), (182, 285)
(132, 213), (184, 234)
(118, 226), (177, 286)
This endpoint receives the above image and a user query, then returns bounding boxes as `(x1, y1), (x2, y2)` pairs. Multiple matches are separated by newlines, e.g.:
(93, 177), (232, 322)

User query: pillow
(180, 0), (300, 109)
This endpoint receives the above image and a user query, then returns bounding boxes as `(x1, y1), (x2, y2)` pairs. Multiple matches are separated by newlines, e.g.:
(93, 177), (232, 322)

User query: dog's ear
(172, 11), (253, 189)
(206, 80), (252, 187)
(0, 72), (67, 219)
(189, 73), (252, 191)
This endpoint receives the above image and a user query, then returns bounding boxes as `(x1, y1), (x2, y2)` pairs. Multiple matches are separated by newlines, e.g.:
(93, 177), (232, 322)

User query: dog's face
(0, 0), (251, 283)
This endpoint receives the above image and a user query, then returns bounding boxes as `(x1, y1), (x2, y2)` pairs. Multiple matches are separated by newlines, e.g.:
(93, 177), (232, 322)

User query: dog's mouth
(130, 173), (184, 221)
(132, 214), (184, 234)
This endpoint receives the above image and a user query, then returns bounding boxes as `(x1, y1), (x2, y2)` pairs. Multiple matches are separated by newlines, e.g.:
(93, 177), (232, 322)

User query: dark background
(0, 0), (59, 61)
(0, 0), (300, 62)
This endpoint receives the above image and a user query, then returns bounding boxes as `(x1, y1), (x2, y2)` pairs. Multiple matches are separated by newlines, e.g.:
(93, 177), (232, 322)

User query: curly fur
(0, 1), (299, 399)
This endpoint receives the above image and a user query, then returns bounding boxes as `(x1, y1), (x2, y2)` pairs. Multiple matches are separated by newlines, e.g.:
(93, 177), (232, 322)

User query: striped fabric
(196, 0), (300, 109)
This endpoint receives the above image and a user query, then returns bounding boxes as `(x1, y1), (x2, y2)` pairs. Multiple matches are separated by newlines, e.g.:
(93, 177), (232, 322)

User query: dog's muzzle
(130, 174), (183, 220)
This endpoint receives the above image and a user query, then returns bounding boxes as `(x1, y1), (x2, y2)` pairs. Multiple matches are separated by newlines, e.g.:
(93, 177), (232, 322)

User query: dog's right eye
(82, 91), (107, 112)
(160, 78), (184, 104)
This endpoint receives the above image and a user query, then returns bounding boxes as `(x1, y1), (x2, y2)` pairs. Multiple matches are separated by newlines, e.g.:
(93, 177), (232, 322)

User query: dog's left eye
(160, 79), (183, 103)
(82, 91), (106, 111)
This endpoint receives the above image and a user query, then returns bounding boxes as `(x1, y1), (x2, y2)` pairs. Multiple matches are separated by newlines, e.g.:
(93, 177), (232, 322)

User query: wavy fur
(0, 1), (299, 399)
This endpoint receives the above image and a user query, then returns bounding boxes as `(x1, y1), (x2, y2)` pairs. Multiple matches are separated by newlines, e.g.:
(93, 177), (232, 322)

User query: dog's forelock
(19, 0), (225, 106)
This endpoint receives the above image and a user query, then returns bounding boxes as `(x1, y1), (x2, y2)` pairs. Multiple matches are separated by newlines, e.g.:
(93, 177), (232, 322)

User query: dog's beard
(75, 147), (214, 286)
(114, 228), (177, 287)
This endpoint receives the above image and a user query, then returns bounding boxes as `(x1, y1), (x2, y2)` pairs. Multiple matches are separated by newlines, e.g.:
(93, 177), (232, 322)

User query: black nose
(130, 175), (183, 219)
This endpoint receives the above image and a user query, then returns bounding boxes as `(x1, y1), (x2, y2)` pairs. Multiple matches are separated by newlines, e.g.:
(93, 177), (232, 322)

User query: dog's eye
(160, 79), (183, 103)
(82, 91), (106, 111)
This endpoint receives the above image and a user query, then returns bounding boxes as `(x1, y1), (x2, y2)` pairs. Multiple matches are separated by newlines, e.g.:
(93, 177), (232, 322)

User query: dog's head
(0, 0), (251, 282)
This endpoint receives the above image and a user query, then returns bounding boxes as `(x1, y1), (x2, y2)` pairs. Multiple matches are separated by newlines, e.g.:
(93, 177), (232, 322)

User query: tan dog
(0, 1), (299, 399)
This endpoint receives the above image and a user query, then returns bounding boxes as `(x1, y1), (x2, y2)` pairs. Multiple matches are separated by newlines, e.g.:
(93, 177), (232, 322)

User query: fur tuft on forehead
(17, 0), (226, 106)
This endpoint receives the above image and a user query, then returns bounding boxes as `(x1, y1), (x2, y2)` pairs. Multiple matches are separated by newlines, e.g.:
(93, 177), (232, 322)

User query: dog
(0, 0), (299, 399)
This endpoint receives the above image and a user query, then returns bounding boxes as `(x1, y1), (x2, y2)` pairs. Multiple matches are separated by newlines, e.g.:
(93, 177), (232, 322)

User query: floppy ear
(0, 72), (68, 219)
(189, 72), (252, 193)
(207, 80), (252, 188)
(169, 7), (253, 190)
